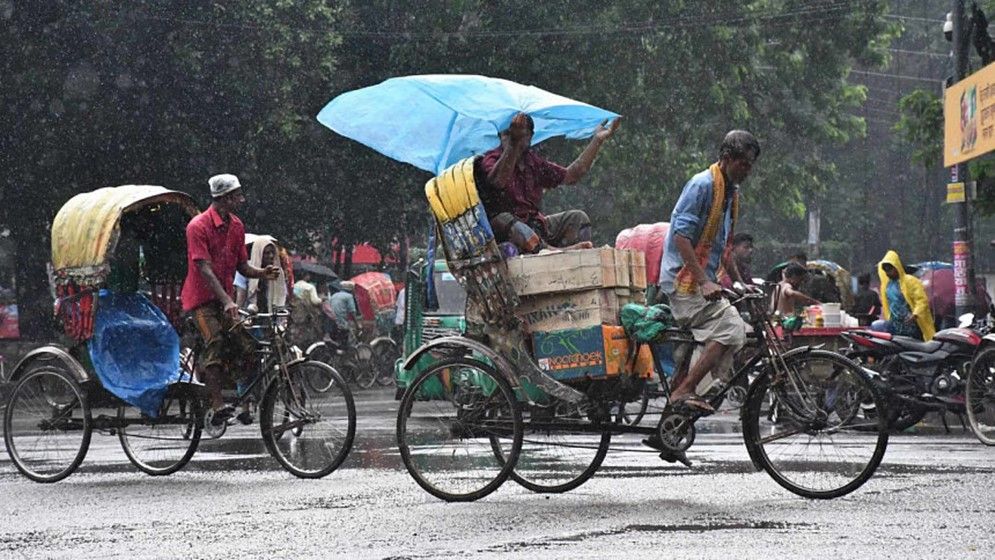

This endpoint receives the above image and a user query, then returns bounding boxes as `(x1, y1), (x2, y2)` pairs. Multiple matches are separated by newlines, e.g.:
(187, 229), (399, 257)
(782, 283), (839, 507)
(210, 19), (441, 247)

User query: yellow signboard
(944, 61), (995, 167)
(947, 182), (966, 203)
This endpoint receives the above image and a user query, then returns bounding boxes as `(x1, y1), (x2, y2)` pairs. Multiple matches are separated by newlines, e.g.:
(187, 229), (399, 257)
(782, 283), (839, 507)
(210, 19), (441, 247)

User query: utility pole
(807, 206), (821, 259)
(950, 0), (979, 317)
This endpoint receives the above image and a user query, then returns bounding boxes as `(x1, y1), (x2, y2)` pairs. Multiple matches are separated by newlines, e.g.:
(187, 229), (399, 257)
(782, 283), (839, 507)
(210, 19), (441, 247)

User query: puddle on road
(494, 520), (812, 552)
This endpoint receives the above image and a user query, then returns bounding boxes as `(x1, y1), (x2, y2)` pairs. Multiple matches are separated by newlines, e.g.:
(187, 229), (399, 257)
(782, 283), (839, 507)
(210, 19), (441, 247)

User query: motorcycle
(840, 314), (989, 432)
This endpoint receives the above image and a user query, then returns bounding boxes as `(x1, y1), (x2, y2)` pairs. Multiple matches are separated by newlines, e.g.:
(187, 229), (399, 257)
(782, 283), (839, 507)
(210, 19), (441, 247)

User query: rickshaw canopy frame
(51, 185), (199, 285)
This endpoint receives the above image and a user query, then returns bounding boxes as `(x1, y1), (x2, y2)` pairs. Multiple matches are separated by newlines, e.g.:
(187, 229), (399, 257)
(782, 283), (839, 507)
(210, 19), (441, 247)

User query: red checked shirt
(478, 147), (567, 222)
(180, 205), (248, 312)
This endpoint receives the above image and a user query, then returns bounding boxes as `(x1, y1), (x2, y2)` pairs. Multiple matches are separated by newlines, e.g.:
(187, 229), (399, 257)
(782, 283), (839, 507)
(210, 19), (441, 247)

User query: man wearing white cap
(181, 173), (279, 426)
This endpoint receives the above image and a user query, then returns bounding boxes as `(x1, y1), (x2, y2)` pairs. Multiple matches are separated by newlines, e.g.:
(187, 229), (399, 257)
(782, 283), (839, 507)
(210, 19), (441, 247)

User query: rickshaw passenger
(234, 236), (288, 312)
(181, 174), (279, 427)
(288, 271), (325, 346)
(476, 112), (619, 253)
(647, 130), (760, 462)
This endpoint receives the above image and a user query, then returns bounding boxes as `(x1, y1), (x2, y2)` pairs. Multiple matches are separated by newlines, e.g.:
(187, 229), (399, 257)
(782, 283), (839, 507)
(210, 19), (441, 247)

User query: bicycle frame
(227, 310), (307, 410)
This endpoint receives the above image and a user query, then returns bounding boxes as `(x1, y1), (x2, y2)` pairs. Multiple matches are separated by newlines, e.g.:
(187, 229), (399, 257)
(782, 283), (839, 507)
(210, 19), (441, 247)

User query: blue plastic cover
(88, 290), (181, 417)
(317, 74), (620, 174)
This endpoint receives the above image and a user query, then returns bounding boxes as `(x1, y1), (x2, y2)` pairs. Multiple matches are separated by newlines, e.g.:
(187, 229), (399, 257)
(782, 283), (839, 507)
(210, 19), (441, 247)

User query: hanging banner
(953, 241), (970, 307)
(944, 61), (995, 167)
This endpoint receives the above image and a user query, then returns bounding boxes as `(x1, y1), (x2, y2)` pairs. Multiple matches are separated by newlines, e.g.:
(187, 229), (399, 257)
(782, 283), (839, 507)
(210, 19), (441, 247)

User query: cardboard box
(516, 288), (625, 331)
(506, 247), (630, 296)
(533, 325), (655, 382)
(625, 249), (648, 290)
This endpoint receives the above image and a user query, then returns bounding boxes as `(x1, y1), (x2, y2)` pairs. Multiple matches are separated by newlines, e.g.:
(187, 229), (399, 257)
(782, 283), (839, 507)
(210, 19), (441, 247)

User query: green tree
(1, 1), (346, 337)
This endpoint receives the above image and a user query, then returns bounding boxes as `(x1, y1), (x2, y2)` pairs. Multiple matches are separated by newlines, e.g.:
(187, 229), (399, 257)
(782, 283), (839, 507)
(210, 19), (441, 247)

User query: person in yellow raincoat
(872, 250), (935, 341)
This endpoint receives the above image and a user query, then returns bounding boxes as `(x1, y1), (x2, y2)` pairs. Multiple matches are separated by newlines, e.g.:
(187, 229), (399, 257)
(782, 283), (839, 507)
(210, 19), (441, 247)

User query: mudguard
(304, 340), (327, 357)
(401, 335), (515, 382)
(369, 336), (397, 351)
(7, 345), (91, 384)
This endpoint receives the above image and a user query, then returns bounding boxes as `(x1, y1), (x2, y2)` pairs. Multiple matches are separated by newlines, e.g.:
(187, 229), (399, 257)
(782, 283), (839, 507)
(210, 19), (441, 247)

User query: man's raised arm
(564, 118), (620, 185)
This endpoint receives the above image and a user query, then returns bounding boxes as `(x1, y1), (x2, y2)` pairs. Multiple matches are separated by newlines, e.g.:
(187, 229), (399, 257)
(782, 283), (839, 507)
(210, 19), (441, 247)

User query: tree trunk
(12, 217), (54, 340)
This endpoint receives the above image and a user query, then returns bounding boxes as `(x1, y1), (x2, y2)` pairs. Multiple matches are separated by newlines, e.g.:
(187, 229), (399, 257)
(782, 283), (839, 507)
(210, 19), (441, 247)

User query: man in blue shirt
(655, 130), (759, 416)
(330, 281), (361, 349)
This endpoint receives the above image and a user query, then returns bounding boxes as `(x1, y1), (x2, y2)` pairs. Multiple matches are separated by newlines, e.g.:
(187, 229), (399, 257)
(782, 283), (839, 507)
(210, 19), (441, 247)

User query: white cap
(209, 174), (241, 198)
(340, 281), (355, 292)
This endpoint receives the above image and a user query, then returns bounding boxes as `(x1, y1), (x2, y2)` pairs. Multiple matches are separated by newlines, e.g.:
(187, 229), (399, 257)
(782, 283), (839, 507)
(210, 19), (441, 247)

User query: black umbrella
(292, 261), (338, 280)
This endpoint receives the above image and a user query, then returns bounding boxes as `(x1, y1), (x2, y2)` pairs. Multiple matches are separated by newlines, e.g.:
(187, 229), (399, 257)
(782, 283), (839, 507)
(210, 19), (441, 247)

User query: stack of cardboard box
(504, 247), (652, 381)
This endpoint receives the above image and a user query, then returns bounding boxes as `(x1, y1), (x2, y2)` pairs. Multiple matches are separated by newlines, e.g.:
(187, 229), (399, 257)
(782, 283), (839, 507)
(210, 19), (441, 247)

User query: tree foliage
(2, 0), (898, 336)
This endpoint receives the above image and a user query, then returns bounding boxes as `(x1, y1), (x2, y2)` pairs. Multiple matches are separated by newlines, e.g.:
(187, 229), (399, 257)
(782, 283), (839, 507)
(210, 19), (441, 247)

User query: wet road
(1, 388), (994, 559)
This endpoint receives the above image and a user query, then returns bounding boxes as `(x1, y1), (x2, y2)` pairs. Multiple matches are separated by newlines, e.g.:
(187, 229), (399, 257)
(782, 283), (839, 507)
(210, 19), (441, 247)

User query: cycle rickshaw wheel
(118, 394), (203, 476)
(300, 345), (339, 394)
(3, 364), (92, 483)
(352, 342), (378, 389)
(260, 360), (356, 478)
(396, 357), (523, 502)
(497, 401), (611, 494)
(966, 346), (995, 445)
(741, 349), (889, 499)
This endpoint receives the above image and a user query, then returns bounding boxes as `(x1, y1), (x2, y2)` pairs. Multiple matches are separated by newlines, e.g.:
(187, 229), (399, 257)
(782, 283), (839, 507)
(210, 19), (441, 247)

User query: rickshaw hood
(51, 185), (198, 282)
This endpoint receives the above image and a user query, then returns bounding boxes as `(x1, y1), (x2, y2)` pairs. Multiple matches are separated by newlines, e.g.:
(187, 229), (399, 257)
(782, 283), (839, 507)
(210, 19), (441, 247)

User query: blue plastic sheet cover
(317, 74), (620, 174)
(88, 290), (180, 417)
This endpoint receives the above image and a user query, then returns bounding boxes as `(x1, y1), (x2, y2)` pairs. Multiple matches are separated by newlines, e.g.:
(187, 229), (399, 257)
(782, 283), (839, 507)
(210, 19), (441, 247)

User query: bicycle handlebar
(231, 308), (290, 331)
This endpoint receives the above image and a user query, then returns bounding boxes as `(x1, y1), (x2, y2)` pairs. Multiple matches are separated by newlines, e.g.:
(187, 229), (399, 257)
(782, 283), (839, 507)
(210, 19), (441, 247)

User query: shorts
(668, 291), (747, 350)
(543, 210), (591, 247)
(188, 302), (257, 380)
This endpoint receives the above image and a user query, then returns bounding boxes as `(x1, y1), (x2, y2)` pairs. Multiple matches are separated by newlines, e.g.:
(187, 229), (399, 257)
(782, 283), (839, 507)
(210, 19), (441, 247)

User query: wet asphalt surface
(1, 387), (994, 560)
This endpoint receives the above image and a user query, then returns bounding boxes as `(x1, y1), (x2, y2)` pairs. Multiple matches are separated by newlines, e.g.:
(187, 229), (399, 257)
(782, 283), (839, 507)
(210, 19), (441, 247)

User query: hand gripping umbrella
(316, 74), (619, 174)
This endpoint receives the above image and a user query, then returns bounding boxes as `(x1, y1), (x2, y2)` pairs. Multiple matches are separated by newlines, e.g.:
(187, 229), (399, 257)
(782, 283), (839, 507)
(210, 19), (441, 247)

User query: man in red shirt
(181, 174), (278, 426)
(476, 112), (620, 253)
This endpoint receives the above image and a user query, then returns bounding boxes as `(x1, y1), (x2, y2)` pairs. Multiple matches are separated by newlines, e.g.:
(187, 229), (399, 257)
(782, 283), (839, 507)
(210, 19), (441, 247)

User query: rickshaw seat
(425, 158), (495, 262)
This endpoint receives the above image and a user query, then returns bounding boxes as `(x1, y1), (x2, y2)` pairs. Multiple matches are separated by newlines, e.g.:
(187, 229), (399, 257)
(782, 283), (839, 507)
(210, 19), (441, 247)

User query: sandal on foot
(209, 405), (235, 427)
(670, 394), (716, 414)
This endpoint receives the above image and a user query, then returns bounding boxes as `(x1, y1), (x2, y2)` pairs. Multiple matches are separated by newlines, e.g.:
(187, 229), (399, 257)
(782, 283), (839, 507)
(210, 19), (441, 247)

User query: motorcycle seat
(891, 337), (942, 353)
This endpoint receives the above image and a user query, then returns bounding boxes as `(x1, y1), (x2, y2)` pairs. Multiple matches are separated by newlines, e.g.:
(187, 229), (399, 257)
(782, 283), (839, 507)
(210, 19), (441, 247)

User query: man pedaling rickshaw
(647, 130), (761, 465)
(182, 174), (280, 427)
(476, 112), (620, 254)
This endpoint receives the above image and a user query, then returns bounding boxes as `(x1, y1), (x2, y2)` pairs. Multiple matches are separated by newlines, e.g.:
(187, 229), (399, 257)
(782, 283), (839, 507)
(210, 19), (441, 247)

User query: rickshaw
(3, 186), (355, 482)
(350, 271), (401, 387)
(394, 159), (891, 502)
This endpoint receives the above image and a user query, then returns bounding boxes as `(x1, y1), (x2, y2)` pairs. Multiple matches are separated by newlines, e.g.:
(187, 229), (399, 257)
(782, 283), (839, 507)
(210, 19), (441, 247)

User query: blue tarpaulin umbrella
(316, 74), (619, 174)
